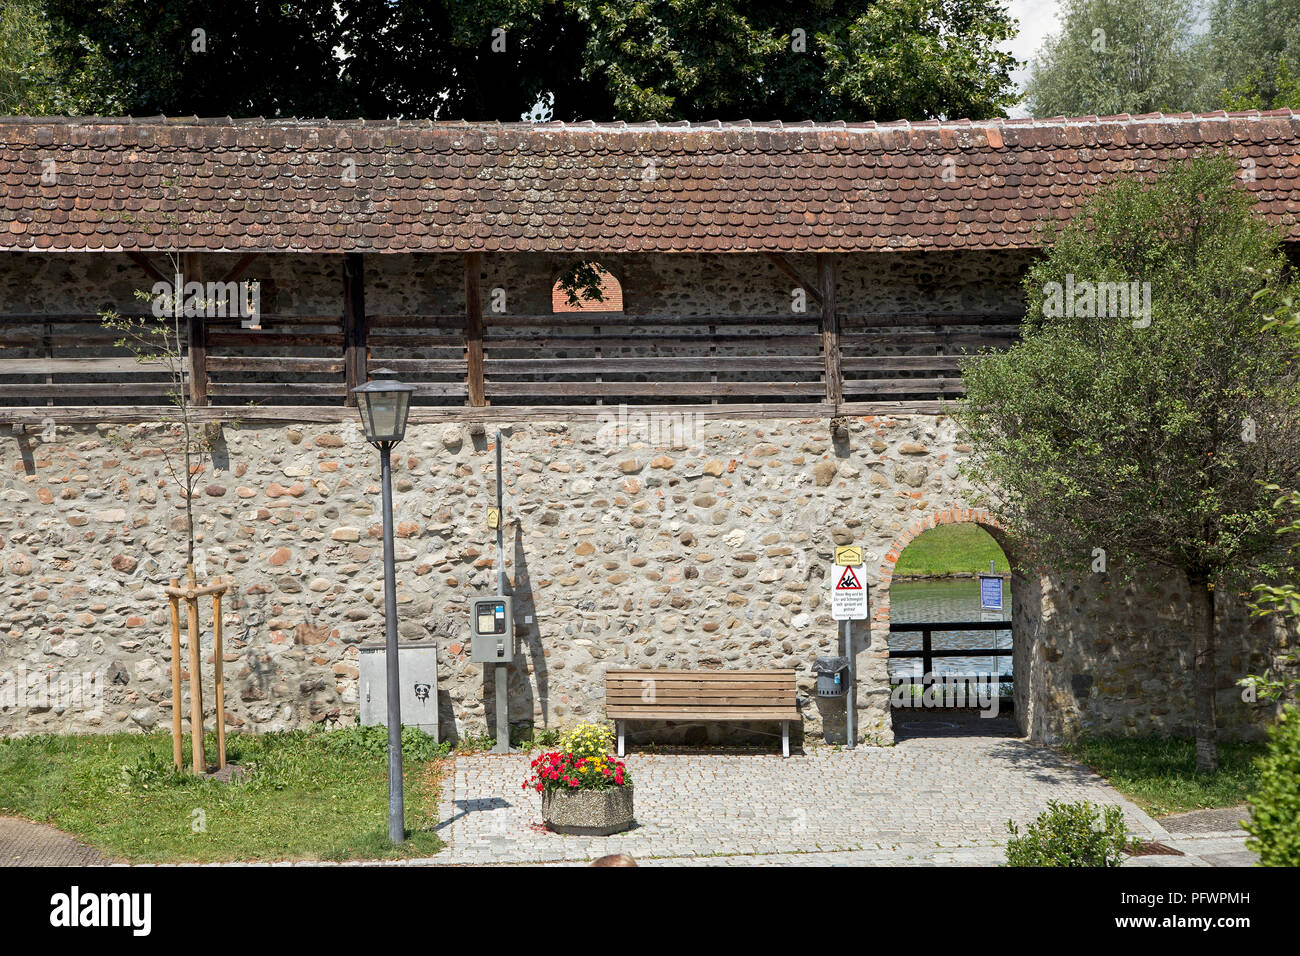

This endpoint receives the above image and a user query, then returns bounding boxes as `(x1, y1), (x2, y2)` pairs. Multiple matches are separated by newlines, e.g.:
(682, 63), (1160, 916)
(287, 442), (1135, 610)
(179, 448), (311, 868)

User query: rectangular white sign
(831, 563), (868, 620)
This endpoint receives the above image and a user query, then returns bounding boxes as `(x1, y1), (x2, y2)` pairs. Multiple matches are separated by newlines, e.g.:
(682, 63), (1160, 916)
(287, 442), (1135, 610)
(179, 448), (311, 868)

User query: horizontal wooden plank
(484, 333), (823, 349)
(366, 314), (463, 328)
(487, 381), (825, 397)
(0, 382), (175, 397)
(840, 356), (972, 372)
(0, 356), (169, 374)
(608, 686), (800, 697)
(207, 333), (343, 348)
(607, 669), (796, 677)
(0, 400), (863, 425)
(478, 313), (814, 328)
(208, 382), (347, 396)
(606, 682), (797, 693)
(485, 356), (823, 374)
(839, 312), (1023, 328)
(605, 708), (802, 720)
(208, 356), (343, 373)
(367, 358), (467, 373)
(842, 378), (966, 395)
(608, 695), (797, 707)
(367, 337), (465, 349)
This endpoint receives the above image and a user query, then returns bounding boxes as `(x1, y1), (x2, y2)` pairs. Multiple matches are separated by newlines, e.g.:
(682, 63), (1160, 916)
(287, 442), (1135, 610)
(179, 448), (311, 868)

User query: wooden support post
(185, 564), (205, 773)
(168, 580), (184, 771)
(212, 580), (226, 770)
(342, 253), (367, 405)
(183, 252), (208, 407)
(817, 253), (841, 407)
(465, 252), (486, 406)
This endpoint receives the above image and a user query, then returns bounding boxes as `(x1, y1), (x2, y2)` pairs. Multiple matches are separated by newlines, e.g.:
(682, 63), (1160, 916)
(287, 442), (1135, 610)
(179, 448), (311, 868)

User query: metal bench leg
(617, 720), (625, 757)
(781, 721), (790, 758)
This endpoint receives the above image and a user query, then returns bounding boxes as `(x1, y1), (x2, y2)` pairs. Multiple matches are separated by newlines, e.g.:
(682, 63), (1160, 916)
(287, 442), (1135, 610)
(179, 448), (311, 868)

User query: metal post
(843, 618), (856, 749)
(380, 442), (405, 843)
(492, 429), (512, 754)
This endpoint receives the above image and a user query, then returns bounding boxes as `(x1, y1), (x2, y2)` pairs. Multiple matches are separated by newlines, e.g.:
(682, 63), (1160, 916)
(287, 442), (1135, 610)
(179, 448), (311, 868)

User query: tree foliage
(1025, 0), (1300, 116)
(1023, 0), (1203, 117)
(1205, 0), (1300, 110)
(29, 0), (1019, 122)
(956, 154), (1300, 769)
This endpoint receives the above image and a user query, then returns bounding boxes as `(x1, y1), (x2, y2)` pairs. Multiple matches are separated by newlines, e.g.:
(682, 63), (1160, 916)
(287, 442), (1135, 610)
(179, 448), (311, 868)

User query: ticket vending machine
(470, 595), (514, 663)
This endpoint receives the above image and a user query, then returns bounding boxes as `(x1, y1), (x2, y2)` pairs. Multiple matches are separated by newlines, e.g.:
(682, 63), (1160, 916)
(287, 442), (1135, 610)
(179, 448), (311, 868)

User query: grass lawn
(1062, 736), (1265, 817)
(0, 726), (447, 863)
(894, 523), (1010, 576)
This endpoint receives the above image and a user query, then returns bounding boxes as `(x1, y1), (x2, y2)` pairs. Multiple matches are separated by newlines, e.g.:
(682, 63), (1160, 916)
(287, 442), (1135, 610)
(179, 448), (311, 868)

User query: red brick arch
(871, 508), (1010, 629)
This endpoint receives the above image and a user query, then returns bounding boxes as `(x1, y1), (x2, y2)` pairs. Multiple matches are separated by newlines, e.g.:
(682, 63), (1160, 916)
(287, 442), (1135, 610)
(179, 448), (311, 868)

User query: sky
(1002, 0), (1066, 115)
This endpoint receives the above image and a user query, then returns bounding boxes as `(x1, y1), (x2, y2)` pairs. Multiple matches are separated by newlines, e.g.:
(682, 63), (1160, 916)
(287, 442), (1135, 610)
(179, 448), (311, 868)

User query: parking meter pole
(492, 430), (512, 754)
(843, 619), (856, 749)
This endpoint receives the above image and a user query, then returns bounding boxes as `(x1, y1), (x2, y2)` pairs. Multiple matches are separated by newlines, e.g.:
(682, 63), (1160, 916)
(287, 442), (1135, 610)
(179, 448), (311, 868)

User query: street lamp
(351, 368), (417, 844)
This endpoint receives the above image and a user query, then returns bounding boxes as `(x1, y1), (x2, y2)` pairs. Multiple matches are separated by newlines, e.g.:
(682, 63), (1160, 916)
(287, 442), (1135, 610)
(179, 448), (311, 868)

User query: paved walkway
(0, 816), (108, 866)
(425, 727), (1210, 866)
(0, 732), (1257, 867)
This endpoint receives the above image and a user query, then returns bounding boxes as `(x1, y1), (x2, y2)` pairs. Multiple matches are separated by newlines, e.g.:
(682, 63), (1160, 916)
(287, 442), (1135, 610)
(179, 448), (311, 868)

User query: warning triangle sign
(836, 566), (861, 590)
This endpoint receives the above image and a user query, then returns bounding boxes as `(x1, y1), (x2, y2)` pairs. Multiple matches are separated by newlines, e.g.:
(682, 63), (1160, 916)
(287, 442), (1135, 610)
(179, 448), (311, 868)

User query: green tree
(957, 154), (1300, 772)
(37, 0), (1019, 122)
(0, 0), (117, 114)
(1203, 0), (1300, 110)
(1023, 0), (1204, 117)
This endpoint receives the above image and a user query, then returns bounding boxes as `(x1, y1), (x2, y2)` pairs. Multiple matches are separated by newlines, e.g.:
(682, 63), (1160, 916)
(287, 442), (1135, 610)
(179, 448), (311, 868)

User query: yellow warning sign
(834, 545), (863, 566)
(488, 507), (500, 529)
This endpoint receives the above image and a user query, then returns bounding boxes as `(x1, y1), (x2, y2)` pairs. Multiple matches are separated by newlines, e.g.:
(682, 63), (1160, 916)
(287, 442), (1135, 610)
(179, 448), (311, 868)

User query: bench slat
(608, 669), (795, 679)
(606, 707), (801, 720)
(607, 691), (797, 703)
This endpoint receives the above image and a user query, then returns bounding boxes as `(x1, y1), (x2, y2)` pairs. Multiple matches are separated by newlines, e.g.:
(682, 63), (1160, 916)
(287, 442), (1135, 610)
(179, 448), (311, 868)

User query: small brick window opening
(552, 263), (623, 313)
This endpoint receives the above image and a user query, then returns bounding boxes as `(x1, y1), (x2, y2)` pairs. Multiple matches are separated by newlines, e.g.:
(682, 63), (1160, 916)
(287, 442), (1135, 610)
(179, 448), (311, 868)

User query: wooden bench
(605, 668), (801, 758)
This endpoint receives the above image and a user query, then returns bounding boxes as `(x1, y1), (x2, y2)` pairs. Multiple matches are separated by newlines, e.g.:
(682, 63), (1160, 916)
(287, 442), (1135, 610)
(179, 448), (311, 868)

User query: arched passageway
(875, 510), (1030, 739)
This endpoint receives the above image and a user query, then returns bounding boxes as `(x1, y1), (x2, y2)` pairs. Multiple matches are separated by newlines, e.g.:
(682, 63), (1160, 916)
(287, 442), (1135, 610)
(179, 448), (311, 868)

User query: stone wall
(1, 413), (1288, 744)
(0, 247), (1291, 744)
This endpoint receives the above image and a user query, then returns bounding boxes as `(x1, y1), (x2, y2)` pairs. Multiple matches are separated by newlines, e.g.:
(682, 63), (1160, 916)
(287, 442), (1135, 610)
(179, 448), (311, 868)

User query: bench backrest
(605, 668), (798, 718)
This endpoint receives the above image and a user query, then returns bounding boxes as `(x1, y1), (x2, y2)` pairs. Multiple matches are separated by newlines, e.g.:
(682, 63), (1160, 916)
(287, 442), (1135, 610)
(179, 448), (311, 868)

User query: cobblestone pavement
(0, 816), (108, 866)
(424, 733), (1180, 866)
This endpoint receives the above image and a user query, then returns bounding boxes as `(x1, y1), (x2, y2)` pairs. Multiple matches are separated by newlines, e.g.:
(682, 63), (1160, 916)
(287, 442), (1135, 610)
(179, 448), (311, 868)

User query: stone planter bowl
(541, 785), (634, 836)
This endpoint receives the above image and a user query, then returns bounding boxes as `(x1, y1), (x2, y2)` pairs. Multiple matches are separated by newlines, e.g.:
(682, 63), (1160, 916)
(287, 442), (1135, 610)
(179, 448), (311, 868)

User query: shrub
(1244, 707), (1300, 866)
(320, 725), (446, 763)
(1004, 800), (1128, 867)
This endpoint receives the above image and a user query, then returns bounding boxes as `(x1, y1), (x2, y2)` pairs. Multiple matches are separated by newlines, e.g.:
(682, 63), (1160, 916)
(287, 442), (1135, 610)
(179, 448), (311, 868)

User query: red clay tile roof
(1, 111), (1299, 254)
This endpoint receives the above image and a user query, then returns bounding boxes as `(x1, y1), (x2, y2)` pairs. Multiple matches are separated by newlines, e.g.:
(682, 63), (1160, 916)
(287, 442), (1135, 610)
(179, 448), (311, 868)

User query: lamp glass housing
(351, 369), (416, 445)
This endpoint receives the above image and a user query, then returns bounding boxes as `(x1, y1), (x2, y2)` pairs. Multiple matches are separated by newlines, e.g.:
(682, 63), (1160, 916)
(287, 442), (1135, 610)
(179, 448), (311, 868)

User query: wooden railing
(888, 620), (1013, 680)
(0, 253), (1022, 423)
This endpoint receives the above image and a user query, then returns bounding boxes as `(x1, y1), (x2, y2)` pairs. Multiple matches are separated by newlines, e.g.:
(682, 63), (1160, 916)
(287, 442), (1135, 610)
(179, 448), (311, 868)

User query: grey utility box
(813, 656), (850, 698)
(469, 595), (514, 663)
(359, 642), (439, 741)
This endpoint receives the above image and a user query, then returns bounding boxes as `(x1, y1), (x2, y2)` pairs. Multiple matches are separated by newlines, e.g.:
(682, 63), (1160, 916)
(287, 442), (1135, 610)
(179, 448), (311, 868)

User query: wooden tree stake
(185, 564), (205, 773)
(212, 579), (226, 770)
(168, 579), (184, 771)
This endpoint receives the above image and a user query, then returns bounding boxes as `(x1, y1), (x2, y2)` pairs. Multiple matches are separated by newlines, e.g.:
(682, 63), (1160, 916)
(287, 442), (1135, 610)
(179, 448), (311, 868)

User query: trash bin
(813, 656), (849, 698)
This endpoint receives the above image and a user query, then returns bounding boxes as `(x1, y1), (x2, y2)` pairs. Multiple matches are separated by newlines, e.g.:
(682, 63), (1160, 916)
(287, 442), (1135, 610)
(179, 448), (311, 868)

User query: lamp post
(351, 368), (417, 844)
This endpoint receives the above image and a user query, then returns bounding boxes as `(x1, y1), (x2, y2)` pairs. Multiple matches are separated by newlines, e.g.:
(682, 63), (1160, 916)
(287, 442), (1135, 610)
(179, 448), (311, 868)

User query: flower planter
(541, 785), (635, 836)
